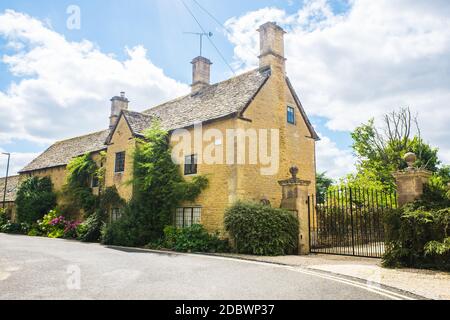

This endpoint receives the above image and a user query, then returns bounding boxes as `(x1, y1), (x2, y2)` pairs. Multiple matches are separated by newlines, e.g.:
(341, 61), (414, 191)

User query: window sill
(184, 173), (198, 177)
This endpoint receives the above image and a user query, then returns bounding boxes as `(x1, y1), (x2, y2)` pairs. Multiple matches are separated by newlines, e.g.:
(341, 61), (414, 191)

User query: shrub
(0, 208), (7, 228)
(224, 201), (299, 256)
(1, 221), (29, 235)
(383, 185), (450, 271)
(150, 225), (229, 253)
(37, 210), (80, 239)
(16, 177), (57, 224)
(77, 210), (105, 243)
(27, 226), (43, 237)
(101, 208), (140, 247)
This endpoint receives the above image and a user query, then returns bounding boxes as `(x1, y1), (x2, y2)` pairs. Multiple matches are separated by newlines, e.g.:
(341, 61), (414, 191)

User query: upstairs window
(287, 106), (296, 124)
(115, 151), (126, 173)
(184, 154), (198, 175)
(91, 175), (99, 188)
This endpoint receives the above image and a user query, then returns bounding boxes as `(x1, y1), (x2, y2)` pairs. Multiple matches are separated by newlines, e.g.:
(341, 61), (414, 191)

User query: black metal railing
(308, 187), (397, 258)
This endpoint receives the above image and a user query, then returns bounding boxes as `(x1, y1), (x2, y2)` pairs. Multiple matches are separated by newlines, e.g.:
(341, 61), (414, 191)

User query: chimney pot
(258, 21), (286, 72)
(109, 92), (129, 129)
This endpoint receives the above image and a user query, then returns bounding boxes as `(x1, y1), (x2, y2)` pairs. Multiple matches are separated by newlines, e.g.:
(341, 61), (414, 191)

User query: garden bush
(0, 208), (7, 227)
(77, 210), (105, 243)
(34, 210), (81, 239)
(101, 205), (142, 247)
(16, 176), (57, 224)
(1, 221), (29, 235)
(383, 184), (450, 271)
(224, 201), (299, 256)
(148, 224), (229, 253)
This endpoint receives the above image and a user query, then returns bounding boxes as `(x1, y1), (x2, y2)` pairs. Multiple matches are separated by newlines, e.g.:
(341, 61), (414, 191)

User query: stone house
(14, 22), (319, 232)
(0, 175), (20, 221)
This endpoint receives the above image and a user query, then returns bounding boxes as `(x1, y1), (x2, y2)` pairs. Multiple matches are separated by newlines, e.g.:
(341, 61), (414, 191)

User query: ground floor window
(111, 208), (123, 222)
(175, 207), (201, 228)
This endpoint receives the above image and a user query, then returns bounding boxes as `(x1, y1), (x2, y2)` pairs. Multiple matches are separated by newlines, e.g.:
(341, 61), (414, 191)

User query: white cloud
(0, 149), (38, 177)
(225, 0), (450, 174)
(316, 133), (356, 180)
(0, 9), (189, 155)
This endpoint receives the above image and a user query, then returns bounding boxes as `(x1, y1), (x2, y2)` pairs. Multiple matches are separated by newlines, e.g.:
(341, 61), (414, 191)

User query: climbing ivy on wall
(102, 121), (209, 247)
(63, 152), (106, 216)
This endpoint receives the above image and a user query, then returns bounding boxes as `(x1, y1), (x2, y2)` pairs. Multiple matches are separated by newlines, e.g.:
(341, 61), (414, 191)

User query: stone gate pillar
(279, 167), (311, 255)
(393, 152), (432, 207)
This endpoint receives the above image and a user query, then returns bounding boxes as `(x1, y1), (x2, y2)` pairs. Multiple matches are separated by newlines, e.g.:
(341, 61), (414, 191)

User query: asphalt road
(0, 234), (414, 300)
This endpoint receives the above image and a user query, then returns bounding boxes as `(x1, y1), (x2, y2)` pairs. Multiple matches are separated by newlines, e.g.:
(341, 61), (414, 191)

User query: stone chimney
(109, 92), (129, 129)
(258, 22), (286, 73)
(191, 56), (212, 93)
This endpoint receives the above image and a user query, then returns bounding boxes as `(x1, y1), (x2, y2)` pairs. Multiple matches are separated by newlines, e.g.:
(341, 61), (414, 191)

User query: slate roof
(0, 175), (20, 202)
(122, 110), (154, 136)
(20, 130), (109, 173)
(20, 66), (318, 174)
(142, 67), (272, 132)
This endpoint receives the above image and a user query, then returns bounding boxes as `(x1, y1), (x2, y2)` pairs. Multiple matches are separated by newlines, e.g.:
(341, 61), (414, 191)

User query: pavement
(0, 234), (423, 300)
(210, 253), (450, 300)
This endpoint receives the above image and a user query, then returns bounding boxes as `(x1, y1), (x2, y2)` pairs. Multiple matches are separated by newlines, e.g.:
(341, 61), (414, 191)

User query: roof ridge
(53, 129), (110, 145)
(143, 67), (266, 114)
(123, 110), (153, 117)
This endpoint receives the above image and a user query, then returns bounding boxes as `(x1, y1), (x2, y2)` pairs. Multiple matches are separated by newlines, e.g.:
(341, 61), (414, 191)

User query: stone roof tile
(20, 130), (109, 173)
(0, 175), (20, 202)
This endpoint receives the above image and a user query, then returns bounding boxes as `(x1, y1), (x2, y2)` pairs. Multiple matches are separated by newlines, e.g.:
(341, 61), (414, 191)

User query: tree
(16, 177), (57, 224)
(316, 172), (334, 203)
(351, 107), (440, 190)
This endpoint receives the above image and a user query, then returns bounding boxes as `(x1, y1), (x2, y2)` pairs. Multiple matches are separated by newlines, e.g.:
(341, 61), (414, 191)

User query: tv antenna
(183, 31), (213, 57)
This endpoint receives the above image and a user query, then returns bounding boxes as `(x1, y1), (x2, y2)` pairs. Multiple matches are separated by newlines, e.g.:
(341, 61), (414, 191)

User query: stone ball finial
(404, 152), (417, 169)
(290, 166), (299, 180)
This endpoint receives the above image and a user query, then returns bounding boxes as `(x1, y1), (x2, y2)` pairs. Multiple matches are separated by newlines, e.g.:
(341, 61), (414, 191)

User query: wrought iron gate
(308, 187), (397, 258)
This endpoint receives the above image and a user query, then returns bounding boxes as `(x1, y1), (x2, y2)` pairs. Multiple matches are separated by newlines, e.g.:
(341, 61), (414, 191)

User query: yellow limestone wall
(104, 116), (136, 201)
(237, 66), (316, 209)
(171, 118), (238, 234)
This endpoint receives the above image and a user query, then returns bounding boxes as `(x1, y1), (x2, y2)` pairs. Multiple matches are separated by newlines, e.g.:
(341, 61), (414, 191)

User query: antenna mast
(183, 31), (213, 57)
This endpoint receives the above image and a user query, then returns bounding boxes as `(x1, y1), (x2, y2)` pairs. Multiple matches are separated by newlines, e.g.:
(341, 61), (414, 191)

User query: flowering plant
(38, 210), (80, 239)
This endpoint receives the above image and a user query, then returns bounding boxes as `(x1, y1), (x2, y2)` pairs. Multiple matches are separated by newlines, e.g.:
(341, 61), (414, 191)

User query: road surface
(0, 234), (416, 300)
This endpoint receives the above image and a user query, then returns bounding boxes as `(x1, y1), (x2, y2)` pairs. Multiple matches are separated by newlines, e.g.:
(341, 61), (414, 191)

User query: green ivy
(102, 122), (209, 247)
(63, 153), (101, 216)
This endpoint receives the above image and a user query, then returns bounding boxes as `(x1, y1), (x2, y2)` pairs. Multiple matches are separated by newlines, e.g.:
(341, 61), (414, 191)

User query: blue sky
(0, 0), (449, 178)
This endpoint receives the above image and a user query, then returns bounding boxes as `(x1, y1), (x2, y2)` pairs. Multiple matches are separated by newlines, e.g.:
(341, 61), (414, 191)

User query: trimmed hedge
(224, 201), (299, 256)
(148, 224), (229, 253)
